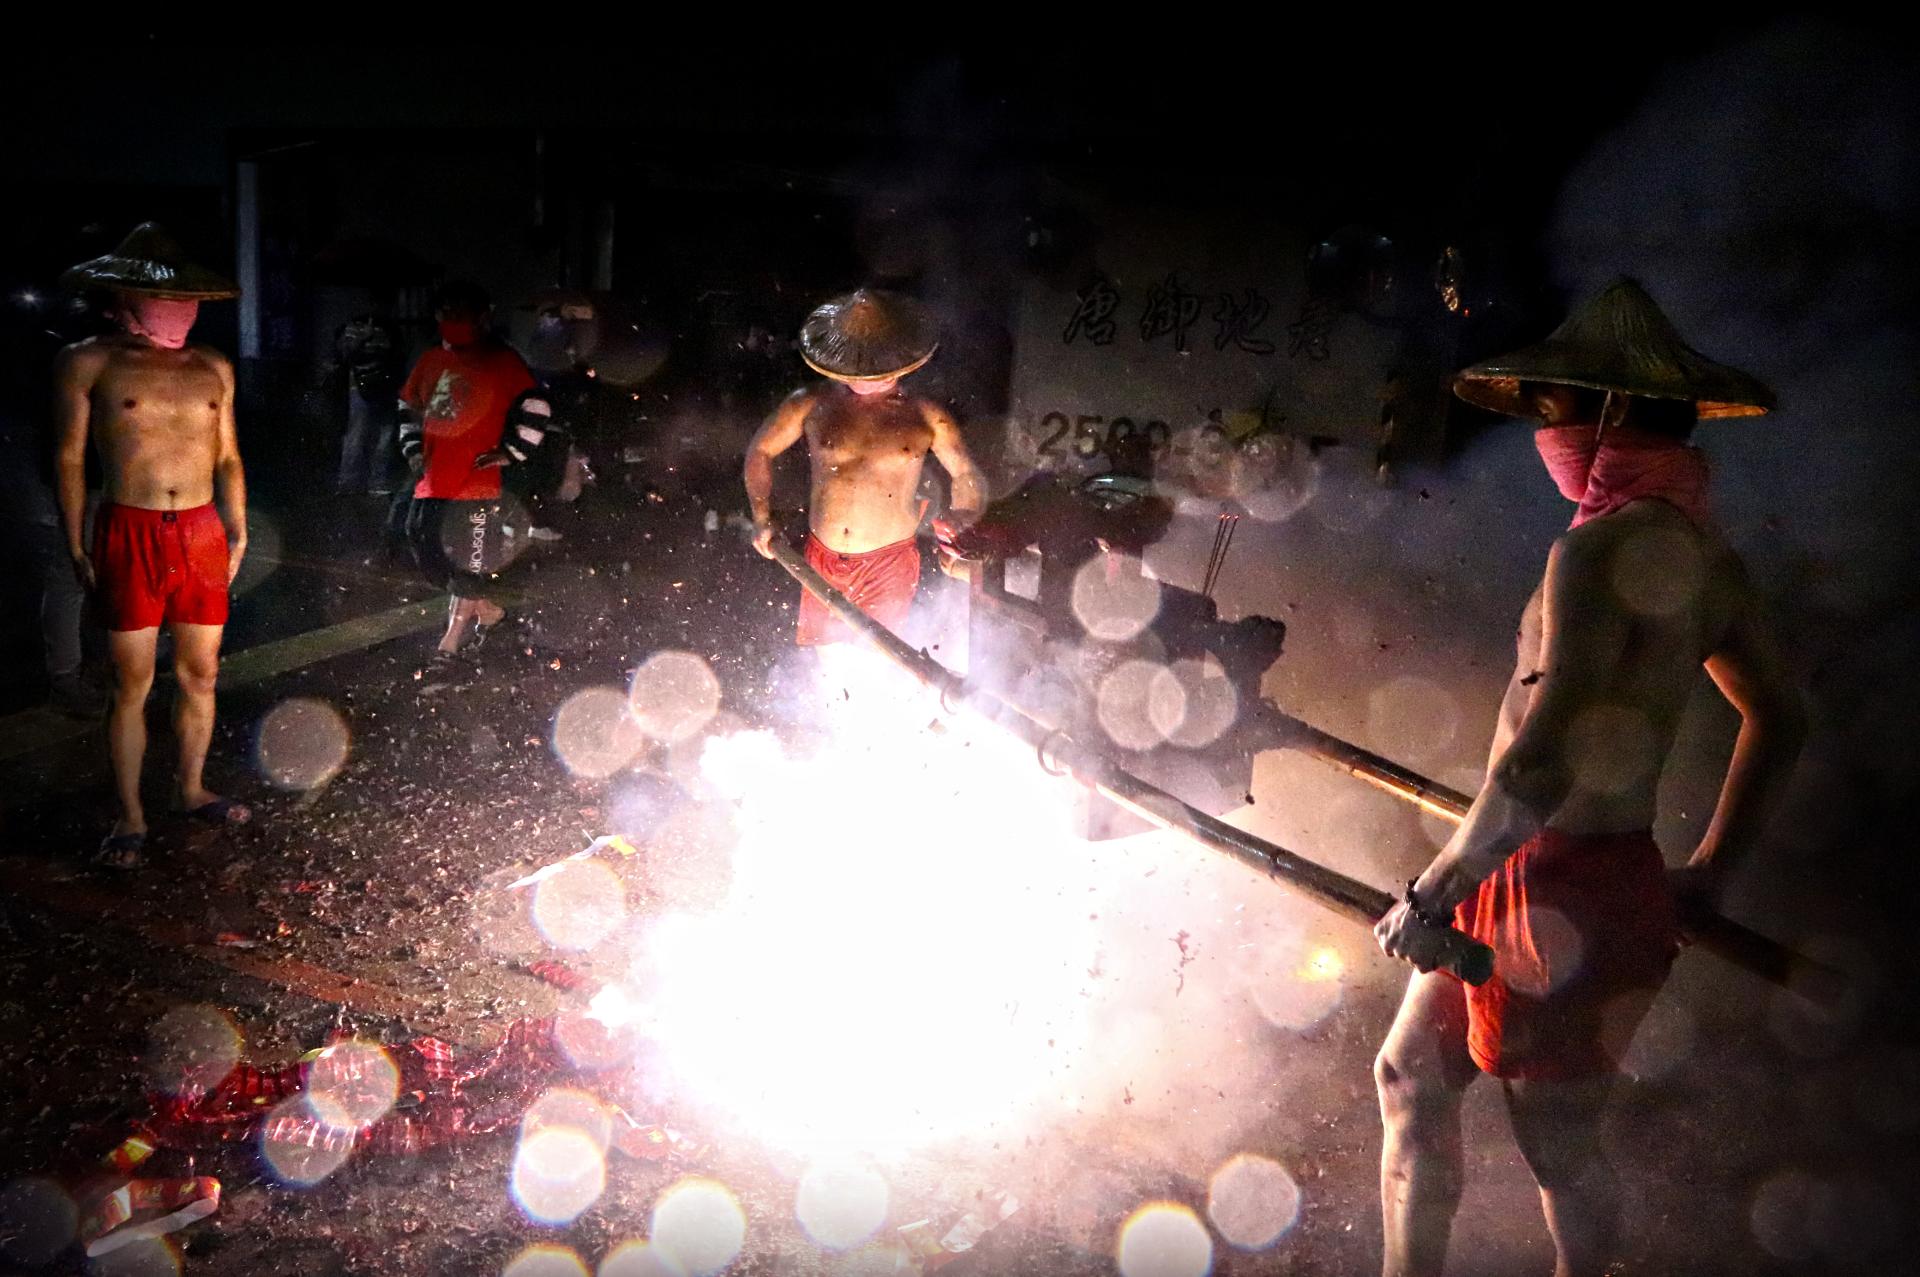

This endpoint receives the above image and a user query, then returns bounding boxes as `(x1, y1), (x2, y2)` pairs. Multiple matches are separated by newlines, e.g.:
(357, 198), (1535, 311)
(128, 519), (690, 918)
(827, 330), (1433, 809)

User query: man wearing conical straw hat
(745, 288), (985, 646)
(1370, 279), (1805, 1275)
(53, 224), (251, 869)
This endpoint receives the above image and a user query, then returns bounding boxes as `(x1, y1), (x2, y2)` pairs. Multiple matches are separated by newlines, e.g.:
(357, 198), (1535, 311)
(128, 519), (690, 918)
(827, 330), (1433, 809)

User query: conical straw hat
(1454, 278), (1773, 420)
(799, 288), (938, 382)
(60, 223), (239, 301)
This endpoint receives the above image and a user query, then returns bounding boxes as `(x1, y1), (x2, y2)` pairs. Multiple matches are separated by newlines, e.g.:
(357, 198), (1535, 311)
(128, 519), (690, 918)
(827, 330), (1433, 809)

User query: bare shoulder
(54, 336), (113, 375)
(190, 344), (236, 384)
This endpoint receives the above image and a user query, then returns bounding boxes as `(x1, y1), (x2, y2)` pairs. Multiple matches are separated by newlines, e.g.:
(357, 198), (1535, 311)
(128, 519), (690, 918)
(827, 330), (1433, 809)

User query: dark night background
(1, 20), (1917, 1277)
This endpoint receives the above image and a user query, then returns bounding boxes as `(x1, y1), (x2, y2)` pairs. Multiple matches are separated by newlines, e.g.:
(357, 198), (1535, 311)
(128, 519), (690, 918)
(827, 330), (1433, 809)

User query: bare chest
(93, 360), (224, 449)
(807, 399), (932, 472)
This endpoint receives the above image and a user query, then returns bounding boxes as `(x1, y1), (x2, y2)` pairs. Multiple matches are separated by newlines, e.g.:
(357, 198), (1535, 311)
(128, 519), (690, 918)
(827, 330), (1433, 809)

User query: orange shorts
(92, 502), (231, 632)
(795, 533), (920, 647)
(1455, 827), (1679, 1080)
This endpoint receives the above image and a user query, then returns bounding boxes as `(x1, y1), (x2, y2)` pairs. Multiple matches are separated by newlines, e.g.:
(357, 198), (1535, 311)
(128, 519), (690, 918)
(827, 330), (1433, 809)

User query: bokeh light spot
(1235, 439), (1320, 523)
(1239, 932), (1346, 1031)
(259, 1096), (353, 1186)
(531, 859), (627, 952)
(255, 697), (351, 791)
(1565, 704), (1658, 796)
(504, 1243), (591, 1277)
(1071, 554), (1162, 641)
(553, 687), (648, 780)
(629, 652), (723, 743)
(599, 1239), (687, 1277)
(1364, 676), (1460, 765)
(1611, 524), (1704, 617)
(1150, 656), (1239, 748)
(512, 1127), (606, 1225)
(0, 1177), (78, 1265)
(795, 1159), (889, 1250)
(524, 1088), (614, 1153)
(1206, 1154), (1301, 1250)
(1749, 1170), (1819, 1262)
(306, 1039), (400, 1130)
(144, 1005), (242, 1096)
(1502, 906), (1584, 998)
(1614, 997), (1696, 1080)
(554, 1008), (631, 1072)
(651, 1178), (746, 1277)
(1098, 659), (1175, 751)
(432, 492), (530, 576)
(87, 1235), (182, 1277)
(1116, 1202), (1212, 1277)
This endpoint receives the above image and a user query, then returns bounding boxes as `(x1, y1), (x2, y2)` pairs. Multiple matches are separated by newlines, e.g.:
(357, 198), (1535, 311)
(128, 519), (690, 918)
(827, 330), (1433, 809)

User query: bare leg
(105, 628), (160, 835)
(1376, 969), (1481, 1277)
(170, 622), (226, 809)
(438, 597), (477, 653)
(436, 595), (504, 653)
(1504, 1075), (1623, 1277)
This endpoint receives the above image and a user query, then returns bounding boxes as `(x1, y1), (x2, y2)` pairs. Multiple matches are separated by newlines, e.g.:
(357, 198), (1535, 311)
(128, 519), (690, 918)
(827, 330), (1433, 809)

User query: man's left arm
(925, 403), (985, 521)
(212, 355), (248, 583)
(925, 404), (987, 580)
(1377, 530), (1628, 966)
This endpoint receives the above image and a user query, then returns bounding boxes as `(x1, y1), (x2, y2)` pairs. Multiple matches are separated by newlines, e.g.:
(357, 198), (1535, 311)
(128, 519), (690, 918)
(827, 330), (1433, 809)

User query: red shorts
(92, 502), (231, 632)
(1455, 828), (1679, 1080)
(796, 532), (921, 647)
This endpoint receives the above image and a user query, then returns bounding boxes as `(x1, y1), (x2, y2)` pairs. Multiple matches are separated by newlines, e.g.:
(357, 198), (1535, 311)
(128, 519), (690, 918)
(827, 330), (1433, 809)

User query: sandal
(182, 797), (253, 828)
(94, 830), (147, 871)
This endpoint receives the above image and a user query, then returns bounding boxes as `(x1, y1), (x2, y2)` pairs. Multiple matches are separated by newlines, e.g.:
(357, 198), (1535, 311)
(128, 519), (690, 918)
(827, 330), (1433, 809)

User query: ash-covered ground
(0, 421), (1913, 1277)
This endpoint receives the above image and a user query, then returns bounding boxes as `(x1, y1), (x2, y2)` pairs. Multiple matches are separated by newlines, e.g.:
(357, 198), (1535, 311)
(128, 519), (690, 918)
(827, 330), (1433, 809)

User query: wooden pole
(1280, 714), (1847, 1004)
(768, 540), (1495, 986)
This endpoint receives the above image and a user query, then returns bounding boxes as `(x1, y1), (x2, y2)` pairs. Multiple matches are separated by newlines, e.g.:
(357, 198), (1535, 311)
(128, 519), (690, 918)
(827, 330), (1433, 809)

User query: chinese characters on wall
(1062, 273), (1328, 361)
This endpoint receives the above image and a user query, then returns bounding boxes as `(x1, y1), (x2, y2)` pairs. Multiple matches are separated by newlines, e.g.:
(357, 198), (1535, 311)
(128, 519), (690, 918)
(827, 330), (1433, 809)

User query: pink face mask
(1534, 423), (1711, 527)
(117, 296), (199, 349)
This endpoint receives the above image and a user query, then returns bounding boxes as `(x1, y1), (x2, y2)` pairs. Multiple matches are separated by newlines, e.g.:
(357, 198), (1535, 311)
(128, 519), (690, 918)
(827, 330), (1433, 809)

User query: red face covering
(1534, 423), (1710, 528)
(438, 318), (480, 348)
(117, 296), (199, 349)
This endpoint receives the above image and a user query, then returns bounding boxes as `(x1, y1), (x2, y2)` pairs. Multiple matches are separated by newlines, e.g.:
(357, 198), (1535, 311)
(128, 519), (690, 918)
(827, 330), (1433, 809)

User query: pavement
(0, 463), (1913, 1276)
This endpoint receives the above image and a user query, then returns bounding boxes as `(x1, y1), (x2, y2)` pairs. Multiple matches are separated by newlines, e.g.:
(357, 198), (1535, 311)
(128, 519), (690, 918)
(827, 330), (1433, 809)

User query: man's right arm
(743, 390), (810, 558)
(51, 344), (101, 585)
(396, 357), (427, 477)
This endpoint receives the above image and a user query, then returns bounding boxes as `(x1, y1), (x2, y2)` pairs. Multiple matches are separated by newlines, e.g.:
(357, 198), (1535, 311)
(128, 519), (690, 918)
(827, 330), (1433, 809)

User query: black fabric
(406, 497), (510, 600)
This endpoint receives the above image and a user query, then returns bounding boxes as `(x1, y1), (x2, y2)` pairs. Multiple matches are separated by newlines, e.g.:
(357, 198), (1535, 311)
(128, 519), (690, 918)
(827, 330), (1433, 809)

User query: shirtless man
(1371, 280), (1805, 1277)
(52, 224), (250, 868)
(744, 289), (984, 645)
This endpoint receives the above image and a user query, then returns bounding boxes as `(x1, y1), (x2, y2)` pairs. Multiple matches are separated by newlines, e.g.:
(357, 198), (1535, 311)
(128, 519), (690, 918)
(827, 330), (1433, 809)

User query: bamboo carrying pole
(1281, 716), (1848, 1005)
(768, 540), (1495, 986)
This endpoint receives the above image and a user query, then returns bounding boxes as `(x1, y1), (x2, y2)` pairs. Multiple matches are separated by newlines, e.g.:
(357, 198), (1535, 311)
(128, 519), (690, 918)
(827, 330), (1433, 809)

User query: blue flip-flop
(182, 797), (252, 828)
(93, 830), (146, 871)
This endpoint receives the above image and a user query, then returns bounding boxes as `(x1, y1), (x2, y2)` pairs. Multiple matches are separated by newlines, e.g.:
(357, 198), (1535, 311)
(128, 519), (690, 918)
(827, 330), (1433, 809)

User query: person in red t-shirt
(398, 281), (538, 657)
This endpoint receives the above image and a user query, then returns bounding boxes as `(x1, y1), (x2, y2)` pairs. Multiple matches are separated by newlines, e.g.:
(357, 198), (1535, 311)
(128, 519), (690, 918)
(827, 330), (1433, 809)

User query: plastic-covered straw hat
(60, 223), (239, 301)
(798, 288), (938, 382)
(1454, 277), (1772, 420)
